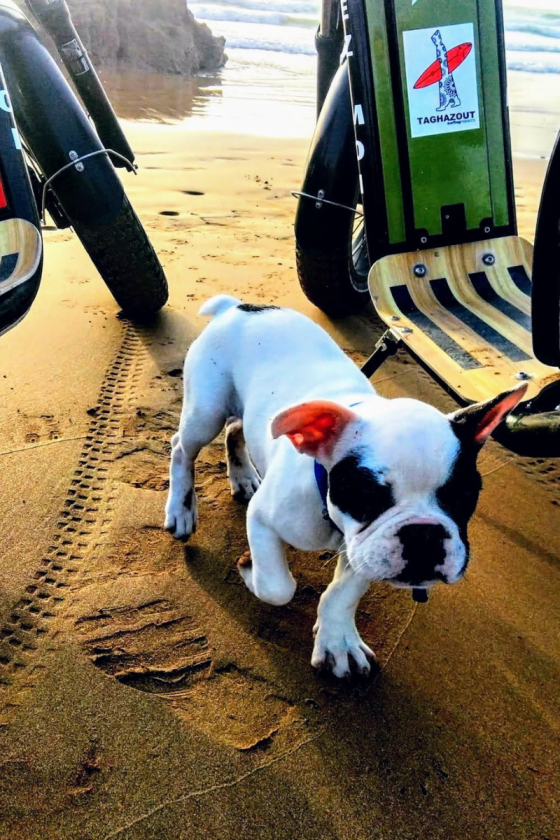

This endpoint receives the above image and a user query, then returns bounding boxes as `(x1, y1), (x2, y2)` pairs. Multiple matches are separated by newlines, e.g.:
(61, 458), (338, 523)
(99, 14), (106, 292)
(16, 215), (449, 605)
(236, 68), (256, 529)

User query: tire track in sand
(0, 323), (148, 712)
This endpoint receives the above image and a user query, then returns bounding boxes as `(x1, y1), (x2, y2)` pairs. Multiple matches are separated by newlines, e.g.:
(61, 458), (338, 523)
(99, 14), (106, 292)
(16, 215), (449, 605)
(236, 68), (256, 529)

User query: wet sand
(0, 97), (559, 839)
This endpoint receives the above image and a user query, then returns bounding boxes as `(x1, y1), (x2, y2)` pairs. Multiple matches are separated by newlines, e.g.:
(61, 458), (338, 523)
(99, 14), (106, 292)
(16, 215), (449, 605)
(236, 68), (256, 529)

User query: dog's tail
(199, 295), (241, 319)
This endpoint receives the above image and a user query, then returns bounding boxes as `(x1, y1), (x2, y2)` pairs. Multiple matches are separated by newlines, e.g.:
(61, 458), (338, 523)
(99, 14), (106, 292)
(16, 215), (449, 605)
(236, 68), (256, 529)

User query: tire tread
(73, 196), (168, 320)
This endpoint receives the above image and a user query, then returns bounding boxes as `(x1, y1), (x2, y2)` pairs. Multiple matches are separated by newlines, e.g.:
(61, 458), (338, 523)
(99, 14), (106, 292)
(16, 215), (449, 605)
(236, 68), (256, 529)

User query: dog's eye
(329, 455), (394, 524)
(437, 457), (481, 527)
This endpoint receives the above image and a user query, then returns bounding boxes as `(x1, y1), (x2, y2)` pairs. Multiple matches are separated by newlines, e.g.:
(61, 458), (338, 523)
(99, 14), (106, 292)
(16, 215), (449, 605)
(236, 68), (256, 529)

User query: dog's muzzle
(394, 521), (450, 586)
(348, 512), (466, 591)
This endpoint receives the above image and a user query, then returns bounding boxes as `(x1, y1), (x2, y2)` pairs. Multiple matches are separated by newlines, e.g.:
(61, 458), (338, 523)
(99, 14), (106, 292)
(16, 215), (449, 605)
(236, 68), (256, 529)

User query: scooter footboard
(368, 235), (560, 456)
(0, 53), (42, 337)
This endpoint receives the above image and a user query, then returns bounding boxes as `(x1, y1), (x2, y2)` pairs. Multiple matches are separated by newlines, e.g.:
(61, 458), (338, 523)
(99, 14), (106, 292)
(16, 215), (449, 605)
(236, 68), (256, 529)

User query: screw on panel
(515, 371), (533, 380)
(315, 189), (325, 209)
(391, 315), (400, 321)
(69, 150), (84, 172)
(482, 253), (495, 266)
(413, 264), (427, 278)
(420, 236), (428, 244)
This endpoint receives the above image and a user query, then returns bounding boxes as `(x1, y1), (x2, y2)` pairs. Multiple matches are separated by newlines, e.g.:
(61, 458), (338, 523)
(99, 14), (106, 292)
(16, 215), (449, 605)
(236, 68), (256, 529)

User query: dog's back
(196, 295), (373, 416)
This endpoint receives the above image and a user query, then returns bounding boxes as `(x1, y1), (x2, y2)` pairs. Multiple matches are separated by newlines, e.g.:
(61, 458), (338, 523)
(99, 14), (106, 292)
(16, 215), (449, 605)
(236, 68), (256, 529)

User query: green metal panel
(396, 0), (491, 235)
(364, 0), (406, 244)
(362, 0), (512, 244)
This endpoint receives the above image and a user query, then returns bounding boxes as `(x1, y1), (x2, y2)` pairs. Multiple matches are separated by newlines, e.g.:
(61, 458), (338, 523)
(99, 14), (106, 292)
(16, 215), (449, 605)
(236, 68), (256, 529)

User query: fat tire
(296, 244), (369, 316)
(296, 192), (371, 317)
(72, 196), (168, 320)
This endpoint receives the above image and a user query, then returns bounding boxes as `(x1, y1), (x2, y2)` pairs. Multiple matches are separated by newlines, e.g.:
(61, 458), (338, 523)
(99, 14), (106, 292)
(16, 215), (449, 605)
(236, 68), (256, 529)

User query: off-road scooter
(0, 0), (168, 337)
(295, 0), (560, 458)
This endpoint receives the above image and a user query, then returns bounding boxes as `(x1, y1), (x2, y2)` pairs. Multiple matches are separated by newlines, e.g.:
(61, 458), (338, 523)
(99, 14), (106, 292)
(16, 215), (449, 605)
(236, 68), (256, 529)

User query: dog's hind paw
(311, 620), (376, 678)
(164, 492), (197, 541)
(229, 468), (261, 503)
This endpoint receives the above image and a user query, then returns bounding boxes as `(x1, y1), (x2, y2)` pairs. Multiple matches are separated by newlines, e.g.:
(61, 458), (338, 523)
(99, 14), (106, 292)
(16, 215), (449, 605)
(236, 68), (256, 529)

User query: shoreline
(100, 64), (560, 150)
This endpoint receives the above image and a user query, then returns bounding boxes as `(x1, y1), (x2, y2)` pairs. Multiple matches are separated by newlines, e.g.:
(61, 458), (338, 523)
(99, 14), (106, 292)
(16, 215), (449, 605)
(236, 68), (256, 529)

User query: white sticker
(403, 23), (480, 139)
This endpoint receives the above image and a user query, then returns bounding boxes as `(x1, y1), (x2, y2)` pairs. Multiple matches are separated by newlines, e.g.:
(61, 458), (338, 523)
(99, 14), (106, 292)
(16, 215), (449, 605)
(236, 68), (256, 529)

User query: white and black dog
(165, 296), (526, 677)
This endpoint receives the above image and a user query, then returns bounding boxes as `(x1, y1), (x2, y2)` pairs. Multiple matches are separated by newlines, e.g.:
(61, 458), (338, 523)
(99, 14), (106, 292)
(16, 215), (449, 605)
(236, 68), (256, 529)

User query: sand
(0, 115), (558, 840)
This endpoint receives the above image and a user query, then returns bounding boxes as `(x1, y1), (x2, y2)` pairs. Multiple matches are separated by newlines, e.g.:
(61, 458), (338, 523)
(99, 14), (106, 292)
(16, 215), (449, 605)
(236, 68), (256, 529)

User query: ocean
(189, 0), (560, 72)
(183, 0), (560, 143)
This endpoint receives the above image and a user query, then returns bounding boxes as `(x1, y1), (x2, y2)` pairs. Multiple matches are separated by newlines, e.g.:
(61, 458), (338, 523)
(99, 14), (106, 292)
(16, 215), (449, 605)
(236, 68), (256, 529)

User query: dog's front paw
(164, 490), (197, 540)
(311, 619), (376, 678)
(237, 552), (296, 606)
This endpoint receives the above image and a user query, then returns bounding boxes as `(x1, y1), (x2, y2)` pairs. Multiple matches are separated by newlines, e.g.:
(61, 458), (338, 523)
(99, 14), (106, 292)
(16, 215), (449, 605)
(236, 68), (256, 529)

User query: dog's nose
(397, 523), (449, 584)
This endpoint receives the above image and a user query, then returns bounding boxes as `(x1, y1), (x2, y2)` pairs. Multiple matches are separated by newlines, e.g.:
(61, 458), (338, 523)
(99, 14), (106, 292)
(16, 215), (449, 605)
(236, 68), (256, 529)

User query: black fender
(294, 62), (359, 253)
(315, 26), (343, 119)
(0, 2), (124, 227)
(532, 127), (560, 368)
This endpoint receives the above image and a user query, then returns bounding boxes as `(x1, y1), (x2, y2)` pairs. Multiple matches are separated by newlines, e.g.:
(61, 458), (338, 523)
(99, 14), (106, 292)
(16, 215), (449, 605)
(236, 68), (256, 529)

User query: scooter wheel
(296, 200), (371, 317)
(72, 195), (168, 321)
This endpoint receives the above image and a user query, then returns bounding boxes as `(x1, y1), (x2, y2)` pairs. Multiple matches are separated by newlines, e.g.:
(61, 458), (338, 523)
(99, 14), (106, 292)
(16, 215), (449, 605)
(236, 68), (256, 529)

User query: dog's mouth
(387, 572), (446, 588)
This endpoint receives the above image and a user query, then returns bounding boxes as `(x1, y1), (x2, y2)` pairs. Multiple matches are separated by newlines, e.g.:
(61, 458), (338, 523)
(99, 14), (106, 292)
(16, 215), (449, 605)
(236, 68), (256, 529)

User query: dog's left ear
(271, 400), (358, 458)
(448, 383), (528, 447)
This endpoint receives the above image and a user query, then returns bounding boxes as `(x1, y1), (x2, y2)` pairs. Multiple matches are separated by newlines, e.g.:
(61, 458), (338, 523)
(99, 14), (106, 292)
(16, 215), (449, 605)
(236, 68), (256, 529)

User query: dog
(165, 296), (526, 677)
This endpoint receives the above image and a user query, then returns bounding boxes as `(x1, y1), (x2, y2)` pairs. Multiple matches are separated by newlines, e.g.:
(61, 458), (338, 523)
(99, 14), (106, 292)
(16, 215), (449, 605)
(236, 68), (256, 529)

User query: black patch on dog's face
(329, 453), (394, 525)
(237, 304), (280, 313)
(436, 439), (482, 547)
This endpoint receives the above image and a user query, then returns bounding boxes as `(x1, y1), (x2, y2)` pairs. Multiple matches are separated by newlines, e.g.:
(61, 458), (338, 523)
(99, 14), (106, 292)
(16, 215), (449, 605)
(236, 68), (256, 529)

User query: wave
(504, 6), (560, 44)
(223, 37), (316, 55)
(505, 22), (560, 42)
(189, 0), (320, 15)
(507, 58), (560, 74)
(192, 1), (560, 72)
(506, 30), (560, 54)
(190, 5), (316, 27)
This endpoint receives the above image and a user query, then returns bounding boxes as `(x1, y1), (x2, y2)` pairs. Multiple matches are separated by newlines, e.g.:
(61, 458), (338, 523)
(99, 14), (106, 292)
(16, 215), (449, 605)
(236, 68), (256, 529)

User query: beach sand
(0, 90), (559, 839)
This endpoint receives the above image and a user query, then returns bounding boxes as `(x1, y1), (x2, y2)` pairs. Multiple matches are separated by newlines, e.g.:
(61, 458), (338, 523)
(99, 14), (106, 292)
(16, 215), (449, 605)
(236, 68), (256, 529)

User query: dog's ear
(448, 383), (527, 447)
(271, 400), (358, 458)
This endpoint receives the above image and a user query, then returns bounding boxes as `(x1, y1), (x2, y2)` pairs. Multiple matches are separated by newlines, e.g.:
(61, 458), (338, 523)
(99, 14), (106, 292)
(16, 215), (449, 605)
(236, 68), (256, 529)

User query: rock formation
(19, 0), (226, 75)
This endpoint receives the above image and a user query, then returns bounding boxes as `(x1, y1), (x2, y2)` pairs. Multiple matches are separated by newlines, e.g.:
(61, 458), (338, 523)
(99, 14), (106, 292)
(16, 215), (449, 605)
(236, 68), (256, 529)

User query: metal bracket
(291, 190), (363, 215)
(40, 148), (137, 222)
(361, 329), (403, 378)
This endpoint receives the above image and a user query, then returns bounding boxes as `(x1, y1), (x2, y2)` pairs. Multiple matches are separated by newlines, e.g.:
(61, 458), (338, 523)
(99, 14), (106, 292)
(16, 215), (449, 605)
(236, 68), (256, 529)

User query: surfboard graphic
(413, 42), (472, 89)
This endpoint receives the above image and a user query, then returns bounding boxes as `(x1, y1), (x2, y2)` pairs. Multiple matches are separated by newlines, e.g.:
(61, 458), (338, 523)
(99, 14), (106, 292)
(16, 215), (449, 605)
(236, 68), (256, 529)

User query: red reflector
(0, 177), (8, 210)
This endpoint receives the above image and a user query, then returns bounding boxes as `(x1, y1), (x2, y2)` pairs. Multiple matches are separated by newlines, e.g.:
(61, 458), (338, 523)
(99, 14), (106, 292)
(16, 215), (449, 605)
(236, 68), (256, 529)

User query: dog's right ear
(271, 400), (358, 458)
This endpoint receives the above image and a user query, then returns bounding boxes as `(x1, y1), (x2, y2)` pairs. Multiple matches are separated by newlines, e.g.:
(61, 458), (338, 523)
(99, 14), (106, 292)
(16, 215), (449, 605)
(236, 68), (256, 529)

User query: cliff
(20, 0), (226, 75)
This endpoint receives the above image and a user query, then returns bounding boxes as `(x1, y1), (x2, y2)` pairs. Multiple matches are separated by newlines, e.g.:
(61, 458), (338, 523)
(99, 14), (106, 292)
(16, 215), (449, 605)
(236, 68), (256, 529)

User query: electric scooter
(295, 0), (560, 457)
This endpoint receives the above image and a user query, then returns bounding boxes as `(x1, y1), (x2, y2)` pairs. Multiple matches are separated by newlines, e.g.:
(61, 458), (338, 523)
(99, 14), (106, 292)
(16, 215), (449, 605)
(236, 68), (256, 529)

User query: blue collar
(313, 400), (364, 535)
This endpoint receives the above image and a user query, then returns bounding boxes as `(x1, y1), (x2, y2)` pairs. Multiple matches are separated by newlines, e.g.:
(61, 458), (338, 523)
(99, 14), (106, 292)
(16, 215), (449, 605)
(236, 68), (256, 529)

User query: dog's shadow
(179, 510), (516, 839)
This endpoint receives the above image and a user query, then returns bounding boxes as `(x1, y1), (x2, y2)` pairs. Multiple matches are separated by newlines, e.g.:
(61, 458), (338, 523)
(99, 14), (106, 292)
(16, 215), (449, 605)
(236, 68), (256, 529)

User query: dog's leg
(225, 418), (261, 502)
(165, 361), (228, 540)
(165, 431), (197, 539)
(312, 556), (375, 678)
(237, 499), (296, 606)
